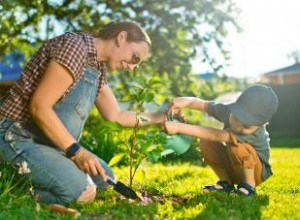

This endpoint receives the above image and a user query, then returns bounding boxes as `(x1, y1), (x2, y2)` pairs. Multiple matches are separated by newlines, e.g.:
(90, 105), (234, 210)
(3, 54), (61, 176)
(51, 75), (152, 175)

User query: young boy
(163, 84), (279, 196)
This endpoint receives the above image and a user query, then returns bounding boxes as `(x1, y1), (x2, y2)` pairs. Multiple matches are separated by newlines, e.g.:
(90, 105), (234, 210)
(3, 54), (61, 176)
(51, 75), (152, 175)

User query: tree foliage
(0, 0), (240, 97)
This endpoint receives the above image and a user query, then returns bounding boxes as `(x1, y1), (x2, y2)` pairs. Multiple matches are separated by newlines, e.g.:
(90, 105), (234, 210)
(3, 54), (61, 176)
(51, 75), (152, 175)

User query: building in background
(259, 63), (300, 139)
(262, 63), (300, 85)
(195, 72), (216, 81)
(0, 53), (23, 96)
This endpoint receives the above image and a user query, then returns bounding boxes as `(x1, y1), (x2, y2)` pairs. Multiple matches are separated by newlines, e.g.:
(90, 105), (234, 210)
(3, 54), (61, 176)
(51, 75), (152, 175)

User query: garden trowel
(107, 176), (140, 200)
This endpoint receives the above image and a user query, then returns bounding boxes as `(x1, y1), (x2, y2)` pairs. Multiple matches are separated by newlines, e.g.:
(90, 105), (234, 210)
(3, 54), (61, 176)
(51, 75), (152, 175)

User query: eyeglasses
(129, 54), (141, 65)
(129, 43), (141, 65)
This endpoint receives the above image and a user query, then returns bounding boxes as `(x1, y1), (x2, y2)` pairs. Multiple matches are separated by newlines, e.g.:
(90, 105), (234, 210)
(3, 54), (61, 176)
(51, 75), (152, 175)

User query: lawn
(1, 147), (300, 220)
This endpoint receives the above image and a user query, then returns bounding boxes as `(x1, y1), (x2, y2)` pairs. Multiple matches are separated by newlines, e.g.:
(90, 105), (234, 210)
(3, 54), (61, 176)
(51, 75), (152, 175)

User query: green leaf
(147, 151), (161, 163)
(101, 121), (123, 131)
(146, 145), (157, 152)
(143, 93), (155, 103)
(127, 81), (143, 89)
(108, 153), (125, 167)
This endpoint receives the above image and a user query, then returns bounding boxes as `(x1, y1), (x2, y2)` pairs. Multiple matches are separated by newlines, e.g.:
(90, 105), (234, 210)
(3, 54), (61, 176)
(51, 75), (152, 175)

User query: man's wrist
(65, 143), (81, 158)
(163, 111), (169, 122)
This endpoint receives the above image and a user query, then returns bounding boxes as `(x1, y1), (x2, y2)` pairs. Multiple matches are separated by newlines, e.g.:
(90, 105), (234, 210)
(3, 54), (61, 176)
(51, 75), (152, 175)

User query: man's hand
(163, 121), (180, 135)
(167, 97), (195, 121)
(72, 148), (107, 181)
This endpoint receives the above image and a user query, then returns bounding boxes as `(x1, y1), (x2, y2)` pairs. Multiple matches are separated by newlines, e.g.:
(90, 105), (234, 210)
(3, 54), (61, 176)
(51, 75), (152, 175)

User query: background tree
(0, 0), (241, 99)
(287, 50), (300, 64)
(0, 0), (244, 179)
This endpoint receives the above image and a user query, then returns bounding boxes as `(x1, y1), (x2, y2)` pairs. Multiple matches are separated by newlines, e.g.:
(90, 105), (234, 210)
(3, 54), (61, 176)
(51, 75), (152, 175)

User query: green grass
(270, 137), (300, 148)
(1, 147), (300, 219)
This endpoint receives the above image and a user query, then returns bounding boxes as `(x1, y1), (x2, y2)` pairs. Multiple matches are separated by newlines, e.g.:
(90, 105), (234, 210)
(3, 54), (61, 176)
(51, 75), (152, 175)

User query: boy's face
(229, 113), (261, 135)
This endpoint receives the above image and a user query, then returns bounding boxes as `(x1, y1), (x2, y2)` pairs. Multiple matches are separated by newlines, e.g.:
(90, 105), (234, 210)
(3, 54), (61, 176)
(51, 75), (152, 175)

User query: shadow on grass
(90, 204), (159, 219)
(82, 196), (160, 220)
(174, 192), (270, 219)
(79, 189), (269, 219)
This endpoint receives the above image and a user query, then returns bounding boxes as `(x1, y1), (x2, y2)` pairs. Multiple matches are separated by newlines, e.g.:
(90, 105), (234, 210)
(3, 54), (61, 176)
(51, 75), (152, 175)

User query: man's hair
(96, 21), (151, 48)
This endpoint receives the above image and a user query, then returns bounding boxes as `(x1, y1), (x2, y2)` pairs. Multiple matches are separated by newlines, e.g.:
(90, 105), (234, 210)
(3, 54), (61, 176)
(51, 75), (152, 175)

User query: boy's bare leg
(244, 167), (256, 186)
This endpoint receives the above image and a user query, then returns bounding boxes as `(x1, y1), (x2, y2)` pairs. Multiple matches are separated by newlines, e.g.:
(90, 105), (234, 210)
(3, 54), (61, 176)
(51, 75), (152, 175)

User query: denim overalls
(0, 59), (114, 205)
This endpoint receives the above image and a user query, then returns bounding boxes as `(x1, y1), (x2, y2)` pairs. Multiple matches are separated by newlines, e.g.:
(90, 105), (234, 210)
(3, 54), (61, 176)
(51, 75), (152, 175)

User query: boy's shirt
(207, 102), (273, 181)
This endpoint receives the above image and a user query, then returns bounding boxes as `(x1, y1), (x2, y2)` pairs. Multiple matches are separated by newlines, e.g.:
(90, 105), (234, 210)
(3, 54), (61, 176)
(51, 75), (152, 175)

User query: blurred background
(1, 0), (299, 154)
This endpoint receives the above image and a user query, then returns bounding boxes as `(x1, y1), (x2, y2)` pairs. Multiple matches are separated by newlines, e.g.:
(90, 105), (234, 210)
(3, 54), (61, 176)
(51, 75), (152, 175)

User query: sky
(192, 0), (300, 79)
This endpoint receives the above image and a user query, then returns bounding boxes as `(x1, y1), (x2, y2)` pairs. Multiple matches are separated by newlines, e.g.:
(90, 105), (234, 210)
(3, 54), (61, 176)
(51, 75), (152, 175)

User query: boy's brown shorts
(200, 132), (263, 185)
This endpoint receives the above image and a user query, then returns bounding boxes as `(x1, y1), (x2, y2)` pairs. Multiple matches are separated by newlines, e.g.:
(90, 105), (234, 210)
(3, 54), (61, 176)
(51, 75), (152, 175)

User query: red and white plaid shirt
(0, 32), (107, 122)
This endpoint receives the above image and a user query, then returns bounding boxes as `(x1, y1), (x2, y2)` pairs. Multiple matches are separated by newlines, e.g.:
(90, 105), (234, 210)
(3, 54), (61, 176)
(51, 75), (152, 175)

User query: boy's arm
(169, 97), (209, 113)
(164, 121), (230, 143)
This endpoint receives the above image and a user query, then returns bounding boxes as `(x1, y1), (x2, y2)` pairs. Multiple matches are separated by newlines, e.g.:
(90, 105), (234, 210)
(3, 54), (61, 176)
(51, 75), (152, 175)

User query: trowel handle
(106, 176), (116, 186)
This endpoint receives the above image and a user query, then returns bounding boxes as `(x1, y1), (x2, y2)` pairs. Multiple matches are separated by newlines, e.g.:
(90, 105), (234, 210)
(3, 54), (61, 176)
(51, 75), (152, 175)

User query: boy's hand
(163, 121), (180, 135)
(168, 97), (194, 116)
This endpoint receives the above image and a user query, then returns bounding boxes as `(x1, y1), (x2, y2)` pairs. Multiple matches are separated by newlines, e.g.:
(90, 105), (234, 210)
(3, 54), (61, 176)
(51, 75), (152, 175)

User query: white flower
(18, 161), (31, 174)
(29, 186), (35, 195)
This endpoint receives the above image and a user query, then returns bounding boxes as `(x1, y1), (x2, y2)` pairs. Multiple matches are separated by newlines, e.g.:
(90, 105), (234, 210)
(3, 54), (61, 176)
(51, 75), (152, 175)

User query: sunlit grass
(1, 147), (299, 219)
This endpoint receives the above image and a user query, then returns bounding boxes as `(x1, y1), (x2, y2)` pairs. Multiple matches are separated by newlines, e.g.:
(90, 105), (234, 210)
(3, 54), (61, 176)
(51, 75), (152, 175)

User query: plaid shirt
(0, 32), (107, 122)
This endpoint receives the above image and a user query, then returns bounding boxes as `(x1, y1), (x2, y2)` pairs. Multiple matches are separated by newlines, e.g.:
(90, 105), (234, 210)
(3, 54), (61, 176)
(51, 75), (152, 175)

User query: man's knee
(77, 185), (97, 204)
